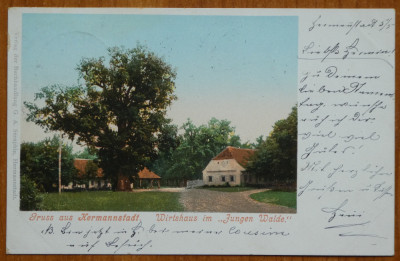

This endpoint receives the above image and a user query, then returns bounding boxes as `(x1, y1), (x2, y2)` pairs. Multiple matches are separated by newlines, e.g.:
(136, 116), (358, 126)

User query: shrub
(20, 175), (43, 210)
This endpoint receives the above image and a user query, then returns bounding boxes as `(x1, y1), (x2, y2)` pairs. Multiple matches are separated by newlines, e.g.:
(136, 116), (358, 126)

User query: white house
(202, 146), (256, 186)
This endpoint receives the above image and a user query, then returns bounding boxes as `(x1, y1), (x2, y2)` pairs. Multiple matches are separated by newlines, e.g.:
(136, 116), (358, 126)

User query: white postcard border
(7, 8), (395, 255)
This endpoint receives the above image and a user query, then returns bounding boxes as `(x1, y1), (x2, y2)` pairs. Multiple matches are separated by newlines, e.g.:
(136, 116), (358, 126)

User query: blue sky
(22, 13), (298, 147)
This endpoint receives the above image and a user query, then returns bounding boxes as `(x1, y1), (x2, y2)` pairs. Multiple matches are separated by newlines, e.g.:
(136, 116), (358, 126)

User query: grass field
(41, 191), (184, 211)
(199, 186), (255, 192)
(250, 190), (296, 209)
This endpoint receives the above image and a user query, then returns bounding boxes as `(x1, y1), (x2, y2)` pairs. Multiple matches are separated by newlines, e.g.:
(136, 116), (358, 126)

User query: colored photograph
(20, 13), (298, 213)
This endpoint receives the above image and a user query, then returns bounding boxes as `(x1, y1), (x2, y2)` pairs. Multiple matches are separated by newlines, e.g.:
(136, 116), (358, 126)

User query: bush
(20, 175), (43, 210)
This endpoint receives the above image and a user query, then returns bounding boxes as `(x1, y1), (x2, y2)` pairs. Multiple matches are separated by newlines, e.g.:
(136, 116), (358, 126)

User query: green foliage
(20, 175), (43, 210)
(72, 156), (102, 188)
(152, 118), (245, 181)
(24, 45), (177, 188)
(253, 135), (266, 149)
(20, 136), (76, 192)
(247, 106), (297, 183)
(74, 147), (97, 160)
(250, 190), (296, 209)
(85, 160), (99, 180)
(40, 191), (183, 211)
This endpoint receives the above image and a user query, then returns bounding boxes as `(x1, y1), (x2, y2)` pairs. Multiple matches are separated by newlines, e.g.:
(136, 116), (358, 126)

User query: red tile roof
(138, 167), (161, 179)
(73, 159), (104, 178)
(212, 146), (256, 167)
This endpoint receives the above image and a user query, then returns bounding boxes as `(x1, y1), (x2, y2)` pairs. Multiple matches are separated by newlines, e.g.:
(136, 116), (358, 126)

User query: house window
(221, 176), (226, 182)
(230, 175), (235, 182)
(208, 176), (213, 182)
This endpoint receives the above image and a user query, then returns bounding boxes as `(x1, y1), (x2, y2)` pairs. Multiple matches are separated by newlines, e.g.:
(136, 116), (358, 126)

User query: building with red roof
(202, 146), (256, 186)
(74, 158), (104, 179)
(137, 167), (161, 188)
(73, 159), (110, 189)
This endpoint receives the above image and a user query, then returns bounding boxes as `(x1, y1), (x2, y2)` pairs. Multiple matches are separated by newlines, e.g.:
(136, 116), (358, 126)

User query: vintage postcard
(7, 8), (394, 255)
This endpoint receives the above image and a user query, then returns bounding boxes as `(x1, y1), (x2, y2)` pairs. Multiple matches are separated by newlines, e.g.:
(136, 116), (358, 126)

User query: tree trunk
(117, 174), (132, 191)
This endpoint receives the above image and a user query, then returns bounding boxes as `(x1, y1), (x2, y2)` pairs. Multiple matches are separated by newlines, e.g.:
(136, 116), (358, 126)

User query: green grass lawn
(199, 186), (255, 192)
(40, 191), (184, 211)
(250, 190), (296, 209)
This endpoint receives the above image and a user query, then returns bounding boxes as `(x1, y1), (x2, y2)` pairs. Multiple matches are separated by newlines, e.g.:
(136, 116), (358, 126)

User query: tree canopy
(247, 106), (297, 184)
(20, 136), (76, 192)
(151, 118), (245, 182)
(74, 147), (98, 160)
(25, 45), (177, 190)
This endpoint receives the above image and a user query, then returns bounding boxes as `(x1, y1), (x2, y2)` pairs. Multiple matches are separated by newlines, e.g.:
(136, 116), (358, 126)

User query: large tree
(25, 46), (177, 190)
(247, 106), (297, 185)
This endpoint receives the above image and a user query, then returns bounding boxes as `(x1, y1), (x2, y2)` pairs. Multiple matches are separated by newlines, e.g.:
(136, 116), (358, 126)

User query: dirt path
(131, 187), (186, 193)
(179, 188), (296, 213)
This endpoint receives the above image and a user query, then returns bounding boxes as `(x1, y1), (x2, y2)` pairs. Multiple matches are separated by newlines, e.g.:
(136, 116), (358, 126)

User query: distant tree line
(247, 106), (297, 186)
(151, 107), (297, 187)
(150, 118), (256, 185)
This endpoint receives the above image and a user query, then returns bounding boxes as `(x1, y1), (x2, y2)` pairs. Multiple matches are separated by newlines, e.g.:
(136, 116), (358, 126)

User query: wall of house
(61, 182), (74, 190)
(61, 180), (112, 191)
(88, 179), (110, 189)
(202, 159), (244, 186)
